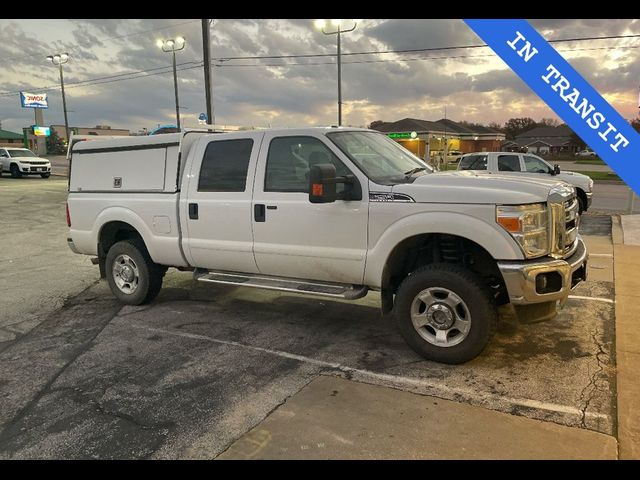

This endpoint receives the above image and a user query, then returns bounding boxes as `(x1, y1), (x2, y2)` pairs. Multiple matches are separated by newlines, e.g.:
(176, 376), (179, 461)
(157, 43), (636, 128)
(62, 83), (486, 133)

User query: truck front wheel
(393, 264), (497, 364)
(105, 239), (164, 305)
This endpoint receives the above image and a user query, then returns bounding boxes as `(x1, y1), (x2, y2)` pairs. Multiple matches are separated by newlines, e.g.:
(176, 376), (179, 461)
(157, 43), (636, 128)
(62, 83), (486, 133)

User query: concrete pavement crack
(0, 279), (102, 356)
(578, 324), (608, 429)
(0, 300), (122, 448)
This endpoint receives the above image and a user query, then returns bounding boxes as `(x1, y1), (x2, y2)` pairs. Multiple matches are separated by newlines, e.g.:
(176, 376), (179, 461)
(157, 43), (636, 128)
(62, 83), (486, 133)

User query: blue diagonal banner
(464, 19), (640, 195)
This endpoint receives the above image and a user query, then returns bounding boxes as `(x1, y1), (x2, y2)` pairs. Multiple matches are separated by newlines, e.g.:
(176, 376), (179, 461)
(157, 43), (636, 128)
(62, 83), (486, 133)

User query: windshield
(7, 149), (37, 158)
(327, 131), (432, 185)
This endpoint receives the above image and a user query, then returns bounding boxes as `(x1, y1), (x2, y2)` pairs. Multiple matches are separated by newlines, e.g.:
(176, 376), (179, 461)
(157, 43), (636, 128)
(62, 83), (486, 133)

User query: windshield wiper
(404, 167), (428, 178)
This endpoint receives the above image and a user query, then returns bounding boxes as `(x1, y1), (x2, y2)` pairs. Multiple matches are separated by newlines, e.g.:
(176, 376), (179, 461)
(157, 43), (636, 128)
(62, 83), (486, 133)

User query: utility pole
(202, 19), (214, 126)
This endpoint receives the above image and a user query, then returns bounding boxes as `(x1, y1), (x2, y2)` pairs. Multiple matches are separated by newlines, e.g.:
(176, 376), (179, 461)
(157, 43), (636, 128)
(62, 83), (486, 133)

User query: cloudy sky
(0, 19), (639, 134)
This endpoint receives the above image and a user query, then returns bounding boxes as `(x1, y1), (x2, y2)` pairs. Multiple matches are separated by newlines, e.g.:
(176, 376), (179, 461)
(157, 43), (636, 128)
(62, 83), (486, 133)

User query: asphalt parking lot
(0, 177), (618, 458)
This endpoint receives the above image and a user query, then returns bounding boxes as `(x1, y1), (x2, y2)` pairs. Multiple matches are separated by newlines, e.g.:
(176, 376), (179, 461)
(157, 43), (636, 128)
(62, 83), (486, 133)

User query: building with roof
(0, 129), (24, 148)
(370, 118), (505, 160)
(51, 124), (130, 142)
(502, 125), (580, 155)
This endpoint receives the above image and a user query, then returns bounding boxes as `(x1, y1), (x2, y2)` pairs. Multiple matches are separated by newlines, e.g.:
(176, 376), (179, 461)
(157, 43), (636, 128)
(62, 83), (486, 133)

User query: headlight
(496, 203), (549, 258)
(588, 178), (594, 190)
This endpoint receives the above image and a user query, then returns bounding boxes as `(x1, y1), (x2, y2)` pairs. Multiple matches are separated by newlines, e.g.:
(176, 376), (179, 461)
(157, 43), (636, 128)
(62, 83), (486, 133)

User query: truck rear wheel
(105, 239), (164, 305)
(393, 264), (497, 364)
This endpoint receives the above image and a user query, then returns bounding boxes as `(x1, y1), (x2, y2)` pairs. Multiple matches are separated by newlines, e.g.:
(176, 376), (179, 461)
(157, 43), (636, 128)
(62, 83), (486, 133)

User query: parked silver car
(457, 152), (593, 213)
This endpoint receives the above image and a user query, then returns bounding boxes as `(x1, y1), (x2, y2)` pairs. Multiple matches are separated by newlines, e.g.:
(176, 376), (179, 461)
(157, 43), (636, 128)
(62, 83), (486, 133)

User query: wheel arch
(97, 219), (148, 278)
(378, 231), (509, 314)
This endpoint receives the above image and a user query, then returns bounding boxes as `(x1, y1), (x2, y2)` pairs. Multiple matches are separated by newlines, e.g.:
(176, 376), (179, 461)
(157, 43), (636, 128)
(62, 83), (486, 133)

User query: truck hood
(393, 170), (572, 204)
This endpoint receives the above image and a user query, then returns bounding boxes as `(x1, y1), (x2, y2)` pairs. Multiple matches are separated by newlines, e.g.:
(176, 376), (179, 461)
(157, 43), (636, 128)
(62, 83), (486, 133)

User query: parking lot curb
(613, 231), (640, 459)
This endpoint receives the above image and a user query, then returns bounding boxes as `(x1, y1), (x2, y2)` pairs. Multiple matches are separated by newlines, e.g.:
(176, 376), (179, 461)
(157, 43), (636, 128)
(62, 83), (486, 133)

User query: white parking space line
(568, 295), (615, 304)
(588, 253), (613, 258)
(131, 324), (611, 424)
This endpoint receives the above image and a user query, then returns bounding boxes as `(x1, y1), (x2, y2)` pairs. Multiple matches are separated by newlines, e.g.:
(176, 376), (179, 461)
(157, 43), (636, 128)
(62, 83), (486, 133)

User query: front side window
(497, 154), (521, 172)
(524, 155), (551, 174)
(265, 136), (351, 193)
(459, 154), (487, 170)
(327, 131), (431, 185)
(198, 139), (254, 192)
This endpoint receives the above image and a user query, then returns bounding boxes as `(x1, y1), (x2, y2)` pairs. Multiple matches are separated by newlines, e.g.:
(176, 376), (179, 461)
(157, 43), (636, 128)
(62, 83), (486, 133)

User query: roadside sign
(33, 126), (51, 136)
(20, 92), (48, 109)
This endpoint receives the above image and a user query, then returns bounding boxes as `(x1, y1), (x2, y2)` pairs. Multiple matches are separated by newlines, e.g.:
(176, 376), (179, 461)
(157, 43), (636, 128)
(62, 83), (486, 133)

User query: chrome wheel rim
(410, 287), (471, 348)
(112, 254), (140, 294)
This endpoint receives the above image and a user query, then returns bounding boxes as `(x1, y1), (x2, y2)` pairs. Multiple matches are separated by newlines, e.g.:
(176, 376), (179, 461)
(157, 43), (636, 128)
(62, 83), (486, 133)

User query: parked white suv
(457, 152), (593, 213)
(0, 147), (51, 178)
(66, 128), (588, 364)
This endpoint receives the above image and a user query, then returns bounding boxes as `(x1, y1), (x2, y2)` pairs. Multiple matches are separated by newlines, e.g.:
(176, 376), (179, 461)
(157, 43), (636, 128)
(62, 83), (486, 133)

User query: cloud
(0, 18), (638, 135)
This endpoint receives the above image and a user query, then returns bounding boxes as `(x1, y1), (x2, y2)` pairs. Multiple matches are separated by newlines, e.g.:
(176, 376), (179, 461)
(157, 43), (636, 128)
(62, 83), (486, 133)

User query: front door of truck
(251, 132), (369, 284)
(183, 132), (264, 272)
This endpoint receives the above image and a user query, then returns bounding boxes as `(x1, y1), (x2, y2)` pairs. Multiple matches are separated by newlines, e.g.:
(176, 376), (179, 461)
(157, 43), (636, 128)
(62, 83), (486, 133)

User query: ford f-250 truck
(66, 127), (588, 364)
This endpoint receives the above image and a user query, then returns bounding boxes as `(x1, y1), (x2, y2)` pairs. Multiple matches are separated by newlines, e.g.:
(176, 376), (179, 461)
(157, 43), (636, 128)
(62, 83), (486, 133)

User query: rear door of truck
(181, 131), (264, 272)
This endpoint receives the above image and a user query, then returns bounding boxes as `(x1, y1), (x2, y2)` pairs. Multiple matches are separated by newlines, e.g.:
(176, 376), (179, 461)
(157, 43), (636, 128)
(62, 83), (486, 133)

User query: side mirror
(553, 164), (561, 175)
(309, 164), (338, 203)
(309, 163), (359, 203)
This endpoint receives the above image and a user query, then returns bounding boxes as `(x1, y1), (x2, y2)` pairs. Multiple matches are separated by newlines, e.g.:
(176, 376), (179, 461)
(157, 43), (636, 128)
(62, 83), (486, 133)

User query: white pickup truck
(457, 152), (594, 213)
(66, 127), (588, 364)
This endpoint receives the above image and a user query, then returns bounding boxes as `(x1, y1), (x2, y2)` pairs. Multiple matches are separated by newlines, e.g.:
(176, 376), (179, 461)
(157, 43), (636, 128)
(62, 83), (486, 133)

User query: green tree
(503, 117), (538, 140)
(368, 120), (385, 130)
(46, 128), (66, 154)
(538, 117), (560, 127)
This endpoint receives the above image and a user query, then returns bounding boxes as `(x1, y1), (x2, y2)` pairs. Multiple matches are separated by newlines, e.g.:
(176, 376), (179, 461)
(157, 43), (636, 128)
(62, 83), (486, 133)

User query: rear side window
(198, 139), (254, 192)
(459, 154), (487, 170)
(497, 155), (521, 172)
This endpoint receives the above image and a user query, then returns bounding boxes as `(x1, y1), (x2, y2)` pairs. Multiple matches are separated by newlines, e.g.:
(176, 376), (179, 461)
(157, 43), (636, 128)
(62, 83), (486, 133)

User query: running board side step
(194, 269), (368, 300)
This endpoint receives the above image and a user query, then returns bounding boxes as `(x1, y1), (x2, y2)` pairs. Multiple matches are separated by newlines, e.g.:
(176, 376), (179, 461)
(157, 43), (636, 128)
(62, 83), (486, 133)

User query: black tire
(393, 263), (497, 364)
(10, 164), (22, 178)
(577, 195), (586, 214)
(105, 239), (164, 305)
(41, 173), (51, 178)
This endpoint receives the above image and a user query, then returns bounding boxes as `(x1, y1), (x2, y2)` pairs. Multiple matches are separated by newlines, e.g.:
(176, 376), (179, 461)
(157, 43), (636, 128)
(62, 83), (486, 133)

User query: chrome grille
(548, 184), (578, 260)
(563, 198), (579, 257)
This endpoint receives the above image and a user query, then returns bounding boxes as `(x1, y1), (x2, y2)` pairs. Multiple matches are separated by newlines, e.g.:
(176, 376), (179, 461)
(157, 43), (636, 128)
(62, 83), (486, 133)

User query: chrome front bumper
(498, 236), (588, 306)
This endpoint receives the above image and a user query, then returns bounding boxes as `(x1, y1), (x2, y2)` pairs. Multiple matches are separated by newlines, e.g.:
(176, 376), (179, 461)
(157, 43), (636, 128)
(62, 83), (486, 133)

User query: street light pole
(46, 53), (70, 143)
(59, 62), (70, 142)
(314, 20), (360, 126)
(202, 19), (214, 126)
(171, 49), (181, 130)
(157, 37), (186, 130)
(336, 27), (342, 126)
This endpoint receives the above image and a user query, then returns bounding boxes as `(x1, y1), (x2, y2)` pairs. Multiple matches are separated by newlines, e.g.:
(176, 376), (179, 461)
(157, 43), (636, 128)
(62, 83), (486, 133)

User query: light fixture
(312, 19), (359, 126)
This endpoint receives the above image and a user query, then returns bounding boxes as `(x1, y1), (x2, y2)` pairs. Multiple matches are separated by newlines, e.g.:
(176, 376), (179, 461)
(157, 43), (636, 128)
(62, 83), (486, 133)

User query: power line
(213, 43), (640, 67)
(214, 33), (640, 62)
(1, 35), (638, 98)
(0, 61), (202, 97)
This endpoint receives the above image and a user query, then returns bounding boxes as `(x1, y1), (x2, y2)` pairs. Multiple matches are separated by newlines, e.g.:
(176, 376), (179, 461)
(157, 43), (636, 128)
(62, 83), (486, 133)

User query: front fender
(364, 210), (523, 288)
